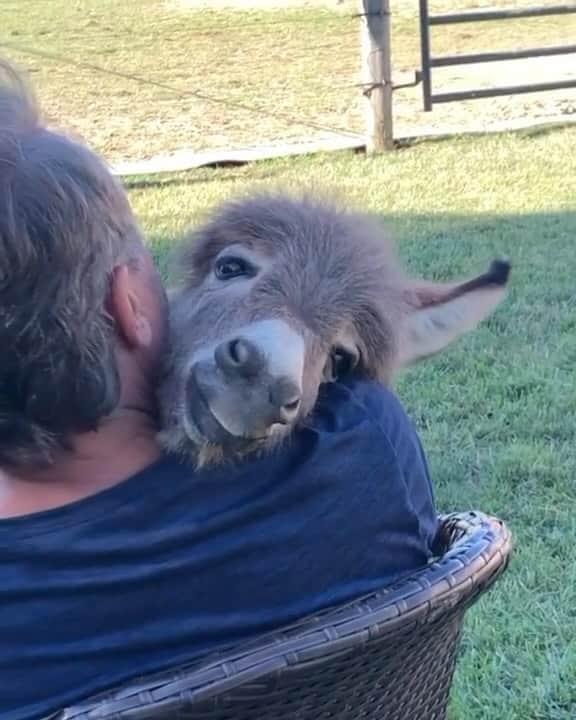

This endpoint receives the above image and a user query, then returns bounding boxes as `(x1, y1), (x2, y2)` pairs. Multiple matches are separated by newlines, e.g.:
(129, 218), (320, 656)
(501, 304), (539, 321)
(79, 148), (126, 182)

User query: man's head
(0, 60), (168, 471)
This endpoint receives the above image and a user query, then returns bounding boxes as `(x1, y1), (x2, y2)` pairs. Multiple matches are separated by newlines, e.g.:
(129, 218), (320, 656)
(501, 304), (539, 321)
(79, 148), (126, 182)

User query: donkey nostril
(215, 337), (263, 377)
(283, 397), (300, 413)
(269, 379), (301, 424)
(282, 398), (300, 411)
(277, 396), (301, 425)
(228, 339), (249, 366)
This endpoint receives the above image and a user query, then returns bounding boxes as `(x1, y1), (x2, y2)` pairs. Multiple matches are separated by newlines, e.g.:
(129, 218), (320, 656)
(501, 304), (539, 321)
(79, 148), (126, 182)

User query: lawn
(127, 125), (576, 720)
(2, 0), (575, 161)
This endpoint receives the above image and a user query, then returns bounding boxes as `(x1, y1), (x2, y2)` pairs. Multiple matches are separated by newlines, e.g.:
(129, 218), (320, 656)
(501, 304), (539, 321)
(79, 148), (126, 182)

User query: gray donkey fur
(158, 193), (510, 467)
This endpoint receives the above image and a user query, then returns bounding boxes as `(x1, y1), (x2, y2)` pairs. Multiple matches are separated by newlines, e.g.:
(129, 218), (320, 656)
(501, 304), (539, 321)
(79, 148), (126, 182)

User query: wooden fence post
(359, 0), (394, 152)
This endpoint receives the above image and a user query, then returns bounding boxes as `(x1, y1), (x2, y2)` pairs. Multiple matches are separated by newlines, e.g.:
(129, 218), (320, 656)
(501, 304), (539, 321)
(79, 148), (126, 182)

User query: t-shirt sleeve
(337, 378), (439, 561)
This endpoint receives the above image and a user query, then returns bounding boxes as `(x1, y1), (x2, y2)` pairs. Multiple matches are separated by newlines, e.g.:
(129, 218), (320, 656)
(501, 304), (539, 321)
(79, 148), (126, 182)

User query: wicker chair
(48, 511), (512, 720)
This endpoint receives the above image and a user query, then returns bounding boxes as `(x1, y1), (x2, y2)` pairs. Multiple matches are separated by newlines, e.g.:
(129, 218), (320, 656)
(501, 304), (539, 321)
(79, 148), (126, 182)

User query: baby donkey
(158, 194), (510, 466)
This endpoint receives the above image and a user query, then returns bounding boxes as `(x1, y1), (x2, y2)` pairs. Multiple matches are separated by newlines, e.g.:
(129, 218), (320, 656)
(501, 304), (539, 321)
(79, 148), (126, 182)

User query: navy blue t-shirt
(0, 379), (437, 719)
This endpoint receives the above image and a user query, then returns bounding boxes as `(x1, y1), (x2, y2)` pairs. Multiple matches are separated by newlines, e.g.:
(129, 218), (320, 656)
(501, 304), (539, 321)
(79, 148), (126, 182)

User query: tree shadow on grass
(148, 208), (575, 298)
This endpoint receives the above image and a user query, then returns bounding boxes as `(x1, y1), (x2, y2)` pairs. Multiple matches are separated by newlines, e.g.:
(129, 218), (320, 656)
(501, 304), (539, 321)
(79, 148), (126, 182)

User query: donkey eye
(325, 347), (360, 382)
(214, 256), (253, 281)
(333, 349), (358, 377)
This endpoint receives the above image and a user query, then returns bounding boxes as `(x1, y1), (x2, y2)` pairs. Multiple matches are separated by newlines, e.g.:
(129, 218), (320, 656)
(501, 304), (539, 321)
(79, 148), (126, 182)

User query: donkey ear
(396, 260), (511, 368)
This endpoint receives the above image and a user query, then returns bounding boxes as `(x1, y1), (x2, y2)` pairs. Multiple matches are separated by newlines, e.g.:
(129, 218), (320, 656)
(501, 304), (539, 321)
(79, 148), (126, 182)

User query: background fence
(418, 1), (576, 109)
(2, 0), (575, 171)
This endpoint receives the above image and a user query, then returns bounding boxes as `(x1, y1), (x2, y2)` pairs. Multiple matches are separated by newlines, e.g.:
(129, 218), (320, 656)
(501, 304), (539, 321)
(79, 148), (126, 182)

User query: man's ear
(108, 264), (153, 349)
(396, 259), (511, 368)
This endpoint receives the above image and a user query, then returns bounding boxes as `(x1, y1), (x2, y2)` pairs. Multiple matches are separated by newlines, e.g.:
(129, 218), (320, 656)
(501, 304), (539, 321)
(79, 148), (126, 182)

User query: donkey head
(158, 193), (510, 465)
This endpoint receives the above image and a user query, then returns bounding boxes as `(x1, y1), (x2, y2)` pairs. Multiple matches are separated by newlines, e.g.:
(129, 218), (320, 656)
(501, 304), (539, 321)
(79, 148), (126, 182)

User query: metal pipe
(431, 43), (576, 67)
(429, 4), (576, 25)
(431, 79), (576, 103)
(419, 0), (433, 111)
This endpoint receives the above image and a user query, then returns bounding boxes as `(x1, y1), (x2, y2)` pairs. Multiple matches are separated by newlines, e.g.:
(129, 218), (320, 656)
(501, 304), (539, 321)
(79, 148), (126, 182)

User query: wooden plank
(111, 136), (364, 177)
(110, 116), (576, 178)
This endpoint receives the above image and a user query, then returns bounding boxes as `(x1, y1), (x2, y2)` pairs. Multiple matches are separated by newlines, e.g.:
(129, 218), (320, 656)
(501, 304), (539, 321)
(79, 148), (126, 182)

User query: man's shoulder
(311, 378), (430, 485)
(314, 378), (416, 439)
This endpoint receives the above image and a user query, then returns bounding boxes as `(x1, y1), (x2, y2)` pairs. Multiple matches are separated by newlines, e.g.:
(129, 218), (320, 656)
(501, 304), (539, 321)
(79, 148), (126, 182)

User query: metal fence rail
(419, 1), (576, 111)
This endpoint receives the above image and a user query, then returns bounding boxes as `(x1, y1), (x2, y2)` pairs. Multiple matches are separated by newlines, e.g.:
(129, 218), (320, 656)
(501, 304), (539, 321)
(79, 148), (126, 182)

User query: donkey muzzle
(185, 319), (305, 446)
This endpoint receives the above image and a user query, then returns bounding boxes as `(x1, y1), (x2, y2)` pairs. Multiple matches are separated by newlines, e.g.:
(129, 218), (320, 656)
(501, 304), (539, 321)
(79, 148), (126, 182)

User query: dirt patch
(161, 0), (576, 156)
(13, 0), (574, 163)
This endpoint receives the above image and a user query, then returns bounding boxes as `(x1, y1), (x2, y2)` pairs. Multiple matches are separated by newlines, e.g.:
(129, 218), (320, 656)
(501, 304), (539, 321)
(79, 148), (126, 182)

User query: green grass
(127, 125), (576, 720)
(2, 0), (575, 161)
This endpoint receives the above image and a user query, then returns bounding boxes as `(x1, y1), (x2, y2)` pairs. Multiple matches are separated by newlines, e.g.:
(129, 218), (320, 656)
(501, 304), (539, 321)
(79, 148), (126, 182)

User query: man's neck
(0, 410), (162, 519)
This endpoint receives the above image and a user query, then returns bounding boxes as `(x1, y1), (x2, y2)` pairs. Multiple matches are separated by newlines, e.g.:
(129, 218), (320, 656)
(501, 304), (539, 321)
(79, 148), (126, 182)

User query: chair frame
(47, 511), (512, 720)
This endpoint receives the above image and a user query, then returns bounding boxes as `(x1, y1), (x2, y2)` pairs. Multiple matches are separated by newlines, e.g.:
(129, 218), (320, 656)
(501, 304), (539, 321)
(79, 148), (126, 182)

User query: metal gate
(418, 2), (576, 111)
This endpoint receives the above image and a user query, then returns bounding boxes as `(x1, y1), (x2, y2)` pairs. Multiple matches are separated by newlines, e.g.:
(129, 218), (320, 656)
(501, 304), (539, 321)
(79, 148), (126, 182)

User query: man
(0, 61), (437, 719)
